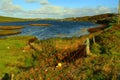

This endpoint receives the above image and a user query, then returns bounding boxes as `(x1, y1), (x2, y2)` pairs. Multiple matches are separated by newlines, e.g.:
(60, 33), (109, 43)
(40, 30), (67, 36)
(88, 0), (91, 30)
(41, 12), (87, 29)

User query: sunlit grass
(14, 25), (120, 80)
(0, 36), (37, 76)
(0, 25), (120, 79)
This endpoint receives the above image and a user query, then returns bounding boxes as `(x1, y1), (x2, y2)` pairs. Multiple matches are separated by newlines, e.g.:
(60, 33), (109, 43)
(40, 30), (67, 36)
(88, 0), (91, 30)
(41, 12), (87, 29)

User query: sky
(0, 0), (118, 18)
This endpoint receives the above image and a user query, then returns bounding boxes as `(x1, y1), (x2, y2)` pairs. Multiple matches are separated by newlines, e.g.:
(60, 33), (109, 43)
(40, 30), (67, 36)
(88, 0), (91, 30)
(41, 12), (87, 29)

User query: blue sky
(0, 0), (118, 18)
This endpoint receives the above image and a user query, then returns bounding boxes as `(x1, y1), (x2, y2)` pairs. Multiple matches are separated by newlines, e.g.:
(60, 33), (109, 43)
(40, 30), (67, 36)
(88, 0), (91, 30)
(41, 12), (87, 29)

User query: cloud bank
(0, 0), (117, 18)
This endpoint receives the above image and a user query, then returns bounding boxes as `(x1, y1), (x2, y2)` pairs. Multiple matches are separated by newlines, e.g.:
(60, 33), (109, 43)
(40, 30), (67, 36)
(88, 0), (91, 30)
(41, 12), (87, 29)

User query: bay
(0, 20), (99, 39)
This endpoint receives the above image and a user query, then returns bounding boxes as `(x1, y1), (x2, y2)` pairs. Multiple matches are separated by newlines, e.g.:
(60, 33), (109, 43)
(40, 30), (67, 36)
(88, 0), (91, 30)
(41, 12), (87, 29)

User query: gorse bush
(93, 25), (120, 55)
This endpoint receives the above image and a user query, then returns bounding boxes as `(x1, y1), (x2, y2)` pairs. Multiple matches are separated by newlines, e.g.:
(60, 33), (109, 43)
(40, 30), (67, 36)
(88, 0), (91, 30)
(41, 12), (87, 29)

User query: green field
(0, 36), (37, 77)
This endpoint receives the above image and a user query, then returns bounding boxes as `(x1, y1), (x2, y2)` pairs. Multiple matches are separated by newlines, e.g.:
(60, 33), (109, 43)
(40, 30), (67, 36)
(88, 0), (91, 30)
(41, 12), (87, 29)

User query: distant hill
(0, 16), (25, 22)
(0, 13), (117, 24)
(64, 13), (117, 24)
(0, 16), (36, 22)
(0, 16), (59, 22)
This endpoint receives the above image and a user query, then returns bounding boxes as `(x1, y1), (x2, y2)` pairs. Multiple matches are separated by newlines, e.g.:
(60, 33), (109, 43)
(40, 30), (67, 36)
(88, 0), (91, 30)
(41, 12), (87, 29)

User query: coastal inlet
(0, 20), (99, 39)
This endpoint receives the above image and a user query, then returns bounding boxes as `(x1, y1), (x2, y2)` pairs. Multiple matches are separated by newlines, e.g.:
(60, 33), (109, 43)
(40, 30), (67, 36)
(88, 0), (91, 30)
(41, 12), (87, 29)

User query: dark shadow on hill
(1, 73), (11, 80)
(61, 45), (86, 63)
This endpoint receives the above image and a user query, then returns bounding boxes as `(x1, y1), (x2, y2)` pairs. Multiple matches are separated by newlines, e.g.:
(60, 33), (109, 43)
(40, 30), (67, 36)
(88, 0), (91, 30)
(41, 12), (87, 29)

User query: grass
(0, 25), (120, 80)
(92, 25), (120, 55)
(0, 16), (40, 22)
(0, 36), (37, 77)
(14, 25), (120, 80)
(0, 16), (27, 22)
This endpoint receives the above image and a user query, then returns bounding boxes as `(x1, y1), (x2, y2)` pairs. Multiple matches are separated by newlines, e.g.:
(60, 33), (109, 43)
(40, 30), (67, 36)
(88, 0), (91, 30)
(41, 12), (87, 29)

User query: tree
(118, 0), (120, 24)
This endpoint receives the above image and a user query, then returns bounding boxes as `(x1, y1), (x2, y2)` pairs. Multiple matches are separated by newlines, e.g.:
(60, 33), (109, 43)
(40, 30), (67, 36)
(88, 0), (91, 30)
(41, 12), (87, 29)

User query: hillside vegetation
(0, 16), (58, 22)
(0, 24), (120, 80)
(64, 13), (117, 24)
(0, 16), (30, 22)
(0, 14), (120, 80)
(0, 13), (116, 23)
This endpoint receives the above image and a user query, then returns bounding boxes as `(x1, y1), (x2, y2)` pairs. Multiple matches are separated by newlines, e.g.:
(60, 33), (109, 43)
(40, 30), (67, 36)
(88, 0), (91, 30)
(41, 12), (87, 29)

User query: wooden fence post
(11, 73), (14, 80)
(85, 38), (92, 55)
(93, 36), (96, 44)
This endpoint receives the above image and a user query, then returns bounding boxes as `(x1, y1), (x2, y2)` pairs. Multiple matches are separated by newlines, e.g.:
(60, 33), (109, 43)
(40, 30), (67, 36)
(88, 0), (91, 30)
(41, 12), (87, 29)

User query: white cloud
(25, 0), (49, 5)
(40, 0), (49, 5)
(0, 0), (25, 17)
(25, 0), (36, 3)
(63, 6), (116, 18)
(0, 0), (117, 18)
(21, 5), (64, 18)
(0, 2), (23, 13)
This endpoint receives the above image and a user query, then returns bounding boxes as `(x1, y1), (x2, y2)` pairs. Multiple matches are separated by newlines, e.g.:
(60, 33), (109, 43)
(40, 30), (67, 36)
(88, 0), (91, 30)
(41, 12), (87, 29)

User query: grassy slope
(0, 16), (25, 22)
(14, 25), (120, 80)
(0, 15), (120, 79)
(0, 16), (40, 22)
(0, 36), (37, 77)
(91, 25), (120, 55)
(64, 13), (116, 24)
(0, 16), (57, 22)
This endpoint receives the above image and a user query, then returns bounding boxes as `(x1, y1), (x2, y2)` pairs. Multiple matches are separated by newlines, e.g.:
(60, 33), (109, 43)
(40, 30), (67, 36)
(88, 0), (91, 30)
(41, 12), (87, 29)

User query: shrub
(91, 43), (101, 54)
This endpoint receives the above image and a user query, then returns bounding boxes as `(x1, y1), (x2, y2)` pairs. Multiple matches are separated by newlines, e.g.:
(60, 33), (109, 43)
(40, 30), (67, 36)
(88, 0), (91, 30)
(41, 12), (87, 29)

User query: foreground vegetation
(0, 24), (120, 80)
(0, 14), (119, 79)
(0, 36), (37, 77)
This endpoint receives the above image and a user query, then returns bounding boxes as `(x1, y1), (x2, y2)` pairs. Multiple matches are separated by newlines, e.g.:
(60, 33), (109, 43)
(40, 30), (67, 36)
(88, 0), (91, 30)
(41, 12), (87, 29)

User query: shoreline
(88, 24), (107, 33)
(0, 24), (106, 39)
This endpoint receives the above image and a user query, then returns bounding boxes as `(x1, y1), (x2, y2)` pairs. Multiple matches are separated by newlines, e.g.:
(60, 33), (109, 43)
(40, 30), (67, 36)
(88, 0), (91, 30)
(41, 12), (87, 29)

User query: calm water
(0, 20), (99, 39)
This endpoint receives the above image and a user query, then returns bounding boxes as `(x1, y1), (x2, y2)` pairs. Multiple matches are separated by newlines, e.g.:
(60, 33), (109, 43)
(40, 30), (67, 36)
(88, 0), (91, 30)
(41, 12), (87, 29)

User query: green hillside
(64, 13), (117, 24)
(0, 16), (58, 22)
(0, 16), (29, 22)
